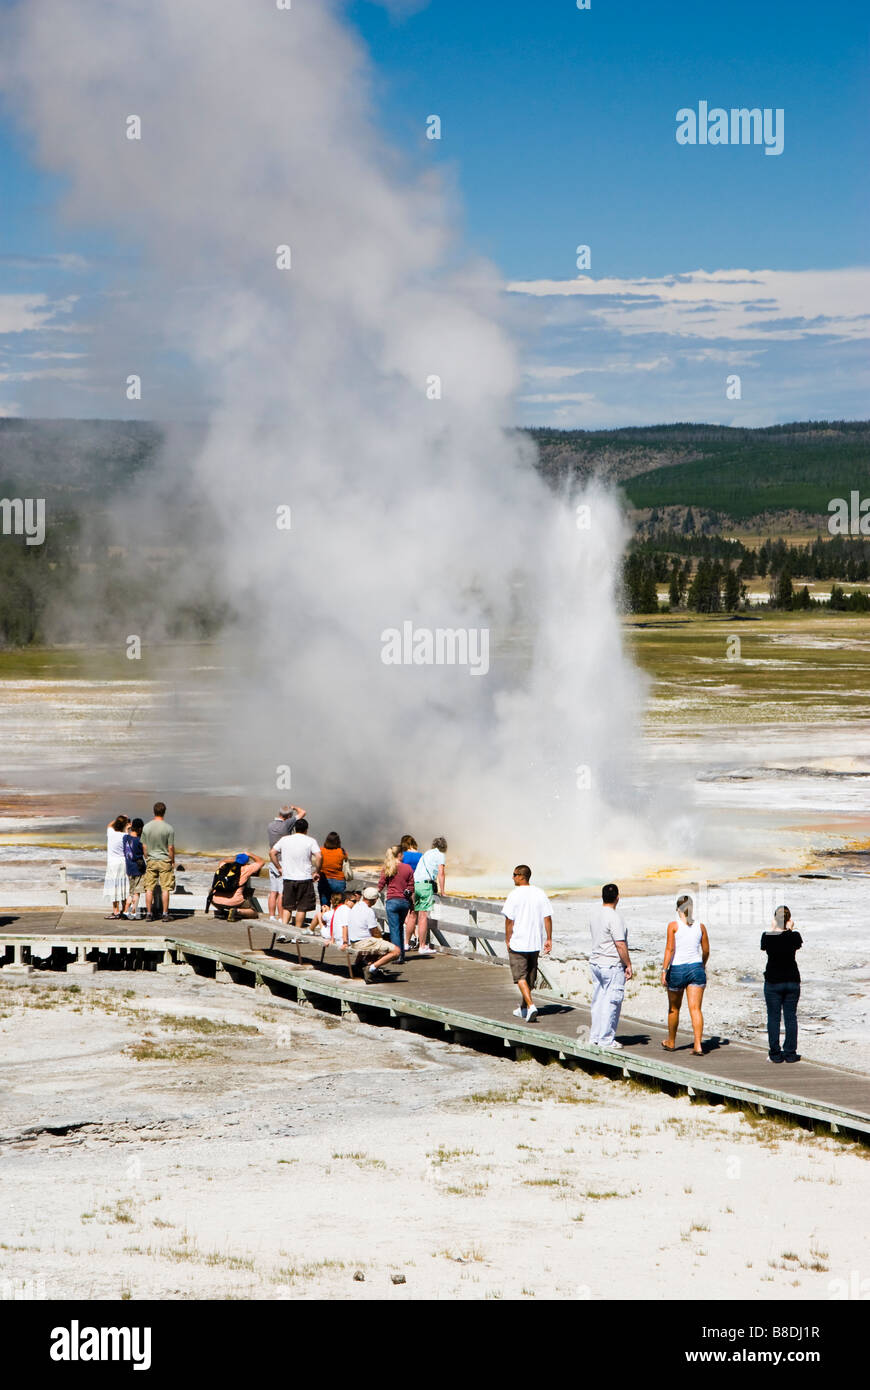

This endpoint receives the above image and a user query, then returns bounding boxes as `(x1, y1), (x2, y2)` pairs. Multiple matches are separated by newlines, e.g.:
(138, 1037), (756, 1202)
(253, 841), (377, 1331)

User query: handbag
(342, 856), (353, 885)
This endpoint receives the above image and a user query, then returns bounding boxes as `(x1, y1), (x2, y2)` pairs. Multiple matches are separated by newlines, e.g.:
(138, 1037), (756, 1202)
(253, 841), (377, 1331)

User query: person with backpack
(208, 852), (266, 922)
(121, 818), (147, 920)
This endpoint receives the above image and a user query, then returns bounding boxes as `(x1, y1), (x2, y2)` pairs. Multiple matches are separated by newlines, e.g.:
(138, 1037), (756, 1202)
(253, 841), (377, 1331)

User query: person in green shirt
(141, 801), (176, 922)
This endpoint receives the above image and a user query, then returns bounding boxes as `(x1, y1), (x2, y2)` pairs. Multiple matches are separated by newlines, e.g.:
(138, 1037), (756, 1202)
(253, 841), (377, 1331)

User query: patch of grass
(154, 1013), (259, 1035)
(331, 1152), (386, 1169)
(274, 1259), (346, 1280)
(152, 1218), (174, 1229)
(427, 1147), (476, 1165)
(438, 1246), (486, 1263)
(125, 1040), (215, 1061)
(524, 1177), (569, 1188)
(444, 1182), (488, 1196)
(582, 1190), (626, 1200)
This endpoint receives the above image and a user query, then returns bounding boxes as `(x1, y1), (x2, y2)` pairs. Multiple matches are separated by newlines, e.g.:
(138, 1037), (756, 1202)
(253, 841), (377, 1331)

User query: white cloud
(518, 391), (597, 404)
(0, 293), (80, 335)
(0, 367), (89, 382)
(525, 357), (670, 378)
(506, 267), (870, 342)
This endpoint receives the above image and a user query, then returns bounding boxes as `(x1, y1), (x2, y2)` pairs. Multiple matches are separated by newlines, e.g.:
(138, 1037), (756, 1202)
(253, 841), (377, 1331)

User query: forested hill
(530, 420), (870, 523)
(1, 416), (868, 524)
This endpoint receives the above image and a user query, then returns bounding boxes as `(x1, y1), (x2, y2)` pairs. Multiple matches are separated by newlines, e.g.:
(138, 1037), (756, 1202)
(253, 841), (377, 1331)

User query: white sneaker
(526, 1005), (539, 1022)
(417, 946), (435, 956)
(600, 1039), (623, 1050)
(513, 1006), (527, 1020)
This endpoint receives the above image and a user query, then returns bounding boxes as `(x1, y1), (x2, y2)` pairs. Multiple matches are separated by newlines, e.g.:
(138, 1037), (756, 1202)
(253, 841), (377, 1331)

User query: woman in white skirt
(104, 814), (130, 919)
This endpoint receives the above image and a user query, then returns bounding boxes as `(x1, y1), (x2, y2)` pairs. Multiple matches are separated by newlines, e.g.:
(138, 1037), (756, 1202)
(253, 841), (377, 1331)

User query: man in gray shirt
(588, 882), (632, 1049)
(267, 803), (305, 924)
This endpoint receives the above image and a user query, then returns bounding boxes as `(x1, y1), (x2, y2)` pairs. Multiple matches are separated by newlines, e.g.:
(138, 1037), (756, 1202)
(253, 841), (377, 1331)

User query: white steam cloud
(2, 0), (656, 879)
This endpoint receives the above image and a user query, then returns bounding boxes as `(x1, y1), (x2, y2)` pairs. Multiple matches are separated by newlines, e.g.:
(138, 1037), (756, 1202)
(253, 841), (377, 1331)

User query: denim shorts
(666, 962), (707, 990)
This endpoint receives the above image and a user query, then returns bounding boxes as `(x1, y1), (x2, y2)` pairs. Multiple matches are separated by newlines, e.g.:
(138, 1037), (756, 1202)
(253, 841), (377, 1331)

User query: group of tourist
(102, 802), (176, 923)
(498, 870), (800, 1062)
(103, 803), (803, 1061)
(577, 882), (800, 1063)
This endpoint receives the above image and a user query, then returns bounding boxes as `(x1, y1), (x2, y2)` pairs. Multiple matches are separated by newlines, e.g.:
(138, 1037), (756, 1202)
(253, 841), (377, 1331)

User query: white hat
(362, 887), (379, 901)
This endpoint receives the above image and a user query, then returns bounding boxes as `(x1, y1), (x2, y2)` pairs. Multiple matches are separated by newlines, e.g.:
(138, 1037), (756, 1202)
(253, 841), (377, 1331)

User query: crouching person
(208, 852), (266, 923)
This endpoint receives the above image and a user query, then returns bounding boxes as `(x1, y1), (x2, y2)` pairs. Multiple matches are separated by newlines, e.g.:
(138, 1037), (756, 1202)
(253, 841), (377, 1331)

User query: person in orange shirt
(318, 830), (350, 913)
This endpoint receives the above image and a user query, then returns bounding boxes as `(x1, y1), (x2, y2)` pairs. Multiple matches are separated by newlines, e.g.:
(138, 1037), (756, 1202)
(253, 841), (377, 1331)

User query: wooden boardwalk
(2, 907), (869, 1139)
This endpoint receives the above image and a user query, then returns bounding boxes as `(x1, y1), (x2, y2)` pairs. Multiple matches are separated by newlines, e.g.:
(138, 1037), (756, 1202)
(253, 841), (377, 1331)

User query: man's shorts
(413, 880), (435, 913)
(509, 949), (539, 987)
(282, 878), (317, 913)
(143, 860), (175, 894)
(268, 864), (283, 892)
(127, 874), (144, 894)
(351, 934), (385, 957)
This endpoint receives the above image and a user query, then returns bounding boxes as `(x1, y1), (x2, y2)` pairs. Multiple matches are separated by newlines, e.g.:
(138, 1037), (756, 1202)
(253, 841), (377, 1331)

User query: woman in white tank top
(660, 894), (709, 1055)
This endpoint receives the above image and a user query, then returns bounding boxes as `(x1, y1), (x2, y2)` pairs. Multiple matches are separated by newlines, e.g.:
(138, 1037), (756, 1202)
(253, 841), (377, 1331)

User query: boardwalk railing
(360, 879), (566, 996)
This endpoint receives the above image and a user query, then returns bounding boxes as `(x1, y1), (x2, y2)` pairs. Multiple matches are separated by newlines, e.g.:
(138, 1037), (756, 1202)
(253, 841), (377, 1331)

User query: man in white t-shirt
(587, 882), (632, 1049)
(409, 836), (447, 956)
(269, 817), (322, 932)
(501, 864), (553, 1023)
(341, 887), (387, 971)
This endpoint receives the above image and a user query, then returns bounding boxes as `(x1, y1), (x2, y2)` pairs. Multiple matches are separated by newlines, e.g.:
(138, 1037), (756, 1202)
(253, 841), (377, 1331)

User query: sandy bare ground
(0, 969), (865, 1302)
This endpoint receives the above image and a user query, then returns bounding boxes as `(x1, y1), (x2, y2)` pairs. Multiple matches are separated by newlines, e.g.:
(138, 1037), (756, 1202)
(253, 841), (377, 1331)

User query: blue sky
(1, 0), (867, 426)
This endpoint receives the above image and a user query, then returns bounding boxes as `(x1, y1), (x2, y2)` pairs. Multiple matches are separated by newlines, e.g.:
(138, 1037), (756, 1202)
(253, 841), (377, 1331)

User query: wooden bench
(273, 929), (374, 979)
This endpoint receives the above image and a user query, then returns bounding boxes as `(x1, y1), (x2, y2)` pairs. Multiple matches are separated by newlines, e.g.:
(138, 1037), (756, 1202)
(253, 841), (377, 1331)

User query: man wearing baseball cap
(342, 886), (390, 978)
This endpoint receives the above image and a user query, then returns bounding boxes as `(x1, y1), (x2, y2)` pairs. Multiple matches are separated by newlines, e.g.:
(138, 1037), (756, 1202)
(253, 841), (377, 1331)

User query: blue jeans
(764, 980), (800, 1059)
(318, 876), (346, 906)
(385, 898), (409, 962)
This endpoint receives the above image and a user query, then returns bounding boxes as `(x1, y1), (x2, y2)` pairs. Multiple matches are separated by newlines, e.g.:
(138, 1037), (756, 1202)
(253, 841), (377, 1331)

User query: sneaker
(512, 1006), (527, 1020)
(276, 934), (287, 943)
(417, 946), (435, 956)
(784, 1054), (801, 1063)
(600, 1039), (622, 1050)
(365, 966), (381, 982)
(161, 913), (172, 923)
(526, 1005), (539, 1022)
(408, 936), (419, 950)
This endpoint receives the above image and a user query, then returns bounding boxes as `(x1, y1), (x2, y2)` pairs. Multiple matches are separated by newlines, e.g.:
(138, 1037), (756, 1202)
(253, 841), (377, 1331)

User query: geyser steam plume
(3, 0), (653, 878)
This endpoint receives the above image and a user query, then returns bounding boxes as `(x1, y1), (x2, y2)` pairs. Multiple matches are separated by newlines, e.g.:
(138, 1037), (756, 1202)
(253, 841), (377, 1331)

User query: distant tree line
(623, 534), (870, 615)
(633, 530), (870, 581)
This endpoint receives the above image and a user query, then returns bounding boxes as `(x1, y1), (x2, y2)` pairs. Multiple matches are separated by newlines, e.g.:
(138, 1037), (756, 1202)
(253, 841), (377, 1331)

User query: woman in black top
(761, 905), (802, 1063)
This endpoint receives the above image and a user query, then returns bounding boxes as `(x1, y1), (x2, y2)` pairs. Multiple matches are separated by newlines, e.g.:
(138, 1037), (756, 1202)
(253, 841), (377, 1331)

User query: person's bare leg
(686, 984), (705, 1052)
(268, 891), (278, 919)
(417, 910), (429, 948)
(280, 904), (290, 927)
(369, 945), (401, 972)
(294, 910), (306, 933)
(663, 988), (683, 1048)
(145, 889), (154, 917)
(404, 910), (417, 947)
(517, 979), (533, 1012)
